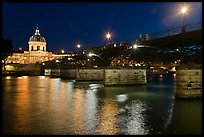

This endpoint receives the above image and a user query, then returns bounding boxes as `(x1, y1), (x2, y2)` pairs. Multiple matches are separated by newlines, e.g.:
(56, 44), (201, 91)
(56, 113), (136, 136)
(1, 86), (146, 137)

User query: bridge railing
(185, 22), (202, 32)
(139, 22), (202, 42)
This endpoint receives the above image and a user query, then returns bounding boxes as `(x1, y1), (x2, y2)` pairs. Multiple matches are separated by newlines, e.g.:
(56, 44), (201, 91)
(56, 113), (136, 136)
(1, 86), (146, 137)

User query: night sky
(2, 2), (202, 52)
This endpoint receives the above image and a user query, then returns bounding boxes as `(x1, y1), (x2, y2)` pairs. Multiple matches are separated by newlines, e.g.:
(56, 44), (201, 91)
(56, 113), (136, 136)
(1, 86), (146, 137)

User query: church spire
(35, 24), (40, 35)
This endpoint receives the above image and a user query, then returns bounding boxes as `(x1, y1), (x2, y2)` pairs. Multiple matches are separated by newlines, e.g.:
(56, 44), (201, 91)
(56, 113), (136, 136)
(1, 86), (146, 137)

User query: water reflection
(97, 98), (119, 135)
(2, 75), (202, 135)
(14, 77), (31, 134)
(85, 88), (98, 134)
(115, 94), (128, 103)
(126, 100), (149, 135)
(70, 88), (85, 134)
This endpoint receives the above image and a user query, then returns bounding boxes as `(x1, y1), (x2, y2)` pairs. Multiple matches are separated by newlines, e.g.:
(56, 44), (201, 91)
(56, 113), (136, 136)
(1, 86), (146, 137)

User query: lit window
(37, 46), (40, 51)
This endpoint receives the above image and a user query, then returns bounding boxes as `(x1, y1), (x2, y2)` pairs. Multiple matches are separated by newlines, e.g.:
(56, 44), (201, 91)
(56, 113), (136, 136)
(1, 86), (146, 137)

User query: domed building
(28, 26), (47, 52)
(6, 26), (73, 64)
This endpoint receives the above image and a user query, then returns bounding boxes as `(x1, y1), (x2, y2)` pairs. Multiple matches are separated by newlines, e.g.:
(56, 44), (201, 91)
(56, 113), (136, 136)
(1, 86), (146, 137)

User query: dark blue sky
(2, 2), (202, 52)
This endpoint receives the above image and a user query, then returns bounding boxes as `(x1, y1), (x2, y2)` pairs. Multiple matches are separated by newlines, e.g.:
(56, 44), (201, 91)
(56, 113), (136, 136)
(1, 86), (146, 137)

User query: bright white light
(181, 7), (187, 14)
(88, 53), (94, 57)
(6, 76), (11, 79)
(77, 44), (81, 48)
(106, 32), (111, 40)
(42, 63), (45, 65)
(171, 67), (176, 72)
(61, 50), (64, 53)
(67, 58), (74, 60)
(115, 94), (128, 102)
(56, 60), (60, 63)
(89, 84), (104, 89)
(88, 53), (102, 59)
(133, 44), (138, 49)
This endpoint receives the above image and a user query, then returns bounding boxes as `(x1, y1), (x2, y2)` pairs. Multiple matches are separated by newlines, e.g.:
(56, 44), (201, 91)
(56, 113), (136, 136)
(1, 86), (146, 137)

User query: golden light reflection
(35, 77), (47, 103)
(17, 76), (23, 79)
(70, 88), (85, 134)
(38, 76), (45, 79)
(14, 77), (31, 133)
(159, 75), (164, 81)
(48, 78), (61, 107)
(97, 99), (119, 135)
(5, 76), (11, 79)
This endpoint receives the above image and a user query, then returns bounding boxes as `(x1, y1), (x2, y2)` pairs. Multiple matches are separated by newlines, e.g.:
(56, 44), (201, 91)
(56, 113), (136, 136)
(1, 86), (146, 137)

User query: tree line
(2, 38), (13, 71)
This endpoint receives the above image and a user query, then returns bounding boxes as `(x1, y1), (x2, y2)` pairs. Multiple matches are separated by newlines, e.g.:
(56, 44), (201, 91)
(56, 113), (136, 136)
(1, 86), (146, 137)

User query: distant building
(6, 26), (74, 64)
(145, 33), (149, 41)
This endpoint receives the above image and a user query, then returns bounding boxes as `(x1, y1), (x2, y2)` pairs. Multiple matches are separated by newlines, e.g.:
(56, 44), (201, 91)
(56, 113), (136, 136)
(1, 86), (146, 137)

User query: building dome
(29, 27), (46, 42)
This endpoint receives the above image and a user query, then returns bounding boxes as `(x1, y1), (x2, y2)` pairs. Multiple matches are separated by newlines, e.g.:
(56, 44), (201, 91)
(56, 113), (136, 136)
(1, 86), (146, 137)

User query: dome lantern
(29, 26), (46, 42)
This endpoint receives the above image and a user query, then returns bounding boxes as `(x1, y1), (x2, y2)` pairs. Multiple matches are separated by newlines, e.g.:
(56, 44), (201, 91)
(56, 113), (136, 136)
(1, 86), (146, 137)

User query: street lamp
(61, 50), (64, 54)
(105, 32), (112, 45)
(77, 44), (81, 49)
(76, 44), (81, 53)
(181, 6), (187, 33)
(133, 44), (138, 49)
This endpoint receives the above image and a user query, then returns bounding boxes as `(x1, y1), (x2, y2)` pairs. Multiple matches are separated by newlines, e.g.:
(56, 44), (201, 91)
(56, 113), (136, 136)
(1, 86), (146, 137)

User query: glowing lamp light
(133, 44), (138, 49)
(181, 7), (187, 14)
(88, 53), (94, 57)
(67, 58), (74, 60)
(77, 44), (81, 48)
(56, 60), (60, 63)
(106, 32), (111, 40)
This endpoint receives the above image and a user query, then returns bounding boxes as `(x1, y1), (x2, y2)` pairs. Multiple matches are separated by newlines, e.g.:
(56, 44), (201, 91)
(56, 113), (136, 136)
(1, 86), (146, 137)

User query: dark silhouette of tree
(2, 38), (13, 71)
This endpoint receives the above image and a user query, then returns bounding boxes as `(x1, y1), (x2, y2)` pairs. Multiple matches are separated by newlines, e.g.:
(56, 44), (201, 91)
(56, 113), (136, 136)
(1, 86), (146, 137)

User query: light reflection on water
(2, 75), (202, 135)
(126, 100), (149, 135)
(97, 98), (119, 135)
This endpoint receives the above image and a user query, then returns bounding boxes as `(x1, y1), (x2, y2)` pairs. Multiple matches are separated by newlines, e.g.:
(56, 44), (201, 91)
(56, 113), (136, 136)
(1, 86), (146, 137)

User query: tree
(2, 38), (13, 71)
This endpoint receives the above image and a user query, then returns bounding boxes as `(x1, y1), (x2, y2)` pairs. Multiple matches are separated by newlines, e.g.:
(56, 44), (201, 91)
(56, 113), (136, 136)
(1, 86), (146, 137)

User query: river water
(2, 74), (202, 135)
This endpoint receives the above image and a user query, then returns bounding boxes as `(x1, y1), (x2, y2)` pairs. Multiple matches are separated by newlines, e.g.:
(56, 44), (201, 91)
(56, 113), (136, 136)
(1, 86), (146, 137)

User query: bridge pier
(175, 64), (202, 98)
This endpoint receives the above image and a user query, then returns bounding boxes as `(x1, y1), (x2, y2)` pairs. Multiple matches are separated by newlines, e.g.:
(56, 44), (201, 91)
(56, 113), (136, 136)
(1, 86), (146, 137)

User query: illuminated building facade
(6, 26), (73, 64)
